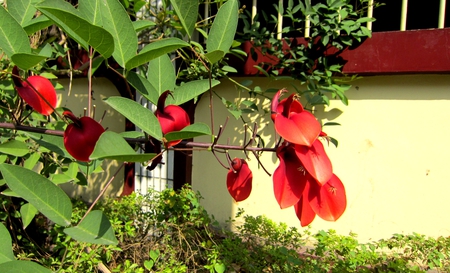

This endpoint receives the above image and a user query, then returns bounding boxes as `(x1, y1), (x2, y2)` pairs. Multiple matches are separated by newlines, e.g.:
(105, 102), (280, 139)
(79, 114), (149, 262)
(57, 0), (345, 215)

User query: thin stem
(88, 46), (93, 117)
(0, 122), (278, 152)
(78, 163), (125, 225)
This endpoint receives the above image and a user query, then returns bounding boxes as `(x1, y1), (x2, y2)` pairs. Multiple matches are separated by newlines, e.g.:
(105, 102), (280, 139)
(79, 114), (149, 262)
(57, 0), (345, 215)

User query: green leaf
(104, 97), (162, 140)
(0, 260), (52, 273)
(90, 131), (156, 163)
(166, 79), (221, 106)
(78, 0), (103, 26)
(119, 131), (145, 139)
(206, 0), (238, 55)
(7, 0), (39, 27)
(96, 0), (138, 67)
(64, 210), (118, 245)
(11, 53), (48, 70)
(23, 16), (53, 35)
(26, 132), (72, 158)
(0, 6), (31, 59)
(205, 50), (225, 64)
(0, 140), (29, 157)
(20, 203), (38, 229)
(0, 223), (15, 264)
(170, 0), (198, 38)
(148, 54), (176, 97)
(36, 0), (114, 58)
(23, 153), (40, 170)
(133, 20), (156, 32)
(144, 260), (154, 270)
(125, 38), (189, 70)
(0, 164), (72, 227)
(50, 173), (75, 184)
(164, 123), (211, 142)
(126, 71), (159, 105)
(214, 263), (226, 273)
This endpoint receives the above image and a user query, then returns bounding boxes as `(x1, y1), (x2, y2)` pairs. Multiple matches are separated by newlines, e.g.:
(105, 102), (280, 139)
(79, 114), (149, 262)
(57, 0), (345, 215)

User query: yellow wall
(192, 74), (450, 242)
(57, 77), (126, 202)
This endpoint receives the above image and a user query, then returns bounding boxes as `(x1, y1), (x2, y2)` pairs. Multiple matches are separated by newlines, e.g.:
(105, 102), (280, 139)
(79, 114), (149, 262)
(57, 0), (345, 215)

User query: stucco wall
(192, 74), (450, 242)
(57, 77), (126, 202)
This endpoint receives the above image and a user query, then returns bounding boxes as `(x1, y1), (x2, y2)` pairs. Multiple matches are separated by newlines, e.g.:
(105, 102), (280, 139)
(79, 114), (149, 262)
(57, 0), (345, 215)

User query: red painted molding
(340, 28), (450, 74)
(238, 28), (450, 75)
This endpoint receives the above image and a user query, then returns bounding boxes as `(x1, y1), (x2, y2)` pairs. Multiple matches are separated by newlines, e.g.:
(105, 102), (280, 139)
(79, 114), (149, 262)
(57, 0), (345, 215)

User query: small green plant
(2, 185), (449, 272)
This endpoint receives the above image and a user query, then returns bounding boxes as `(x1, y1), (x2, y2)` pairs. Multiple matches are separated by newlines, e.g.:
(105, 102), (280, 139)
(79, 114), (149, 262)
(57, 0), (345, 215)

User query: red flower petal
(308, 174), (347, 222)
(274, 111), (321, 147)
(156, 91), (190, 147)
(273, 143), (313, 209)
(294, 182), (316, 227)
(295, 139), (333, 185)
(227, 158), (253, 202)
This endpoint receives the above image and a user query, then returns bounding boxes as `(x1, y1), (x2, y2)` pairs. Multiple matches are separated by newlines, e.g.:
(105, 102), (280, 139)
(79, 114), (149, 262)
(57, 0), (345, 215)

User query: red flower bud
(12, 66), (57, 116)
(226, 158), (253, 202)
(63, 111), (105, 162)
(156, 90), (190, 147)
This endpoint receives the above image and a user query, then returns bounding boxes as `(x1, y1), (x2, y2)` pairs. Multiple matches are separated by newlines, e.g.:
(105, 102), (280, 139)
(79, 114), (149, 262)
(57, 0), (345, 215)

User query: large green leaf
(23, 16), (53, 35)
(0, 223), (15, 264)
(0, 140), (29, 157)
(78, 0), (103, 26)
(104, 97), (162, 140)
(206, 0), (238, 61)
(96, 0), (137, 67)
(0, 6), (31, 59)
(64, 210), (118, 245)
(0, 164), (72, 227)
(36, 0), (114, 58)
(148, 54), (176, 97)
(167, 79), (221, 105)
(0, 260), (52, 273)
(11, 53), (48, 70)
(170, 0), (198, 38)
(126, 71), (159, 105)
(7, 0), (39, 27)
(125, 38), (189, 70)
(90, 131), (156, 163)
(164, 122), (211, 142)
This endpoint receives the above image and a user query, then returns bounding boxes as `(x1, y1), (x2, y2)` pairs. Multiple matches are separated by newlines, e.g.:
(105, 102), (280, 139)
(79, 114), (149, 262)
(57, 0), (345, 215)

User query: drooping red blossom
(63, 111), (105, 162)
(156, 90), (190, 147)
(308, 174), (347, 222)
(12, 66), (57, 115)
(271, 91), (321, 147)
(294, 181), (316, 227)
(295, 139), (333, 185)
(227, 158), (253, 202)
(273, 143), (314, 209)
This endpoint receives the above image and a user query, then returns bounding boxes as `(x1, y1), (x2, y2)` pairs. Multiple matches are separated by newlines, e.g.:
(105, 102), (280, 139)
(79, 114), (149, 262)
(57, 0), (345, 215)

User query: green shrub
(1, 186), (449, 272)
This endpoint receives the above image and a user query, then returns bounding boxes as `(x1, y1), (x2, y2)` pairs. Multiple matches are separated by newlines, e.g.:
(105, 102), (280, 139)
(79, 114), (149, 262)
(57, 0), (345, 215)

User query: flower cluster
(227, 89), (346, 227)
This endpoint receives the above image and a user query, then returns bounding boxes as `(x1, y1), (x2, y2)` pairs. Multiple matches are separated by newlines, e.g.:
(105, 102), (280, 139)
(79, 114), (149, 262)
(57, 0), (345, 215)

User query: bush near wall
(1, 186), (448, 273)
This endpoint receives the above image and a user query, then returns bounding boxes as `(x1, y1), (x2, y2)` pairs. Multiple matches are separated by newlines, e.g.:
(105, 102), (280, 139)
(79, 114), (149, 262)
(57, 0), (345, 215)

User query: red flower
(308, 174), (347, 222)
(294, 181), (316, 227)
(63, 111), (105, 162)
(12, 66), (57, 116)
(273, 143), (313, 209)
(295, 138), (333, 185)
(156, 90), (190, 147)
(271, 90), (321, 147)
(227, 158), (253, 202)
(273, 141), (346, 226)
